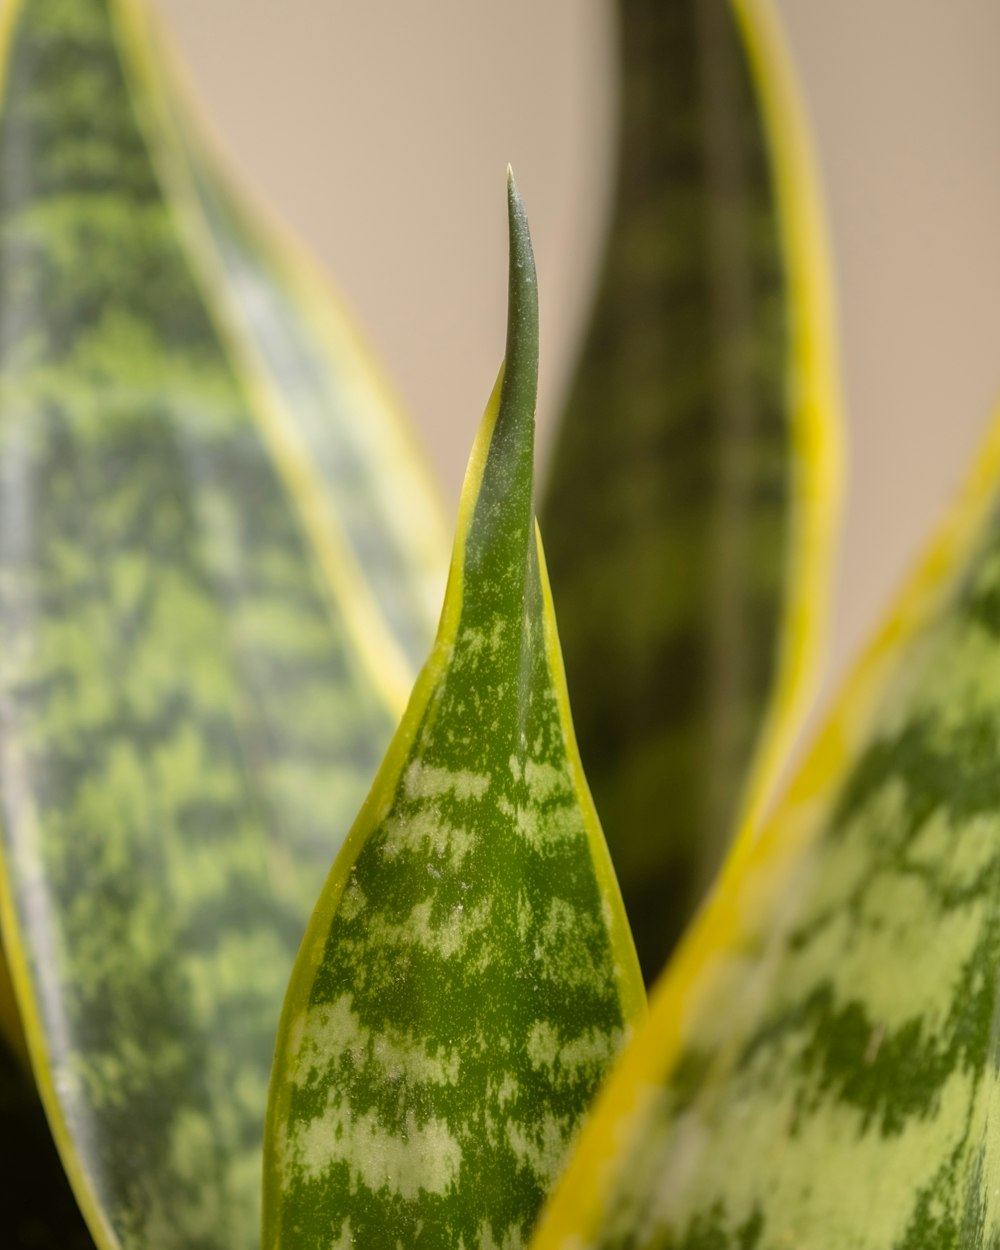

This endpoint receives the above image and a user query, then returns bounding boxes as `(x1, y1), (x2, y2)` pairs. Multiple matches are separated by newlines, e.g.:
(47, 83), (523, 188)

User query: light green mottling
(526, 1022), (621, 1081)
(363, 895), (494, 962)
(292, 1102), (462, 1198)
(0, 0), (437, 1247)
(536, 473), (1000, 1248)
(381, 808), (476, 864)
(404, 761), (491, 802)
(152, 35), (449, 672)
(264, 176), (645, 1250)
(505, 1113), (574, 1179)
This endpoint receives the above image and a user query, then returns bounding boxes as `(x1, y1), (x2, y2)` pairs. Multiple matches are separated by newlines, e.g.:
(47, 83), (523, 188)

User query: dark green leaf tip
(456, 167), (540, 623)
(499, 167), (539, 462)
(458, 169), (540, 595)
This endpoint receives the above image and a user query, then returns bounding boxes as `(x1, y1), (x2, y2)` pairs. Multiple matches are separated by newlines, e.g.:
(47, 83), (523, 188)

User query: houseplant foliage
(2, 0), (994, 1248)
(541, 0), (840, 983)
(530, 413), (1000, 1249)
(0, 0), (447, 1244)
(263, 174), (645, 1250)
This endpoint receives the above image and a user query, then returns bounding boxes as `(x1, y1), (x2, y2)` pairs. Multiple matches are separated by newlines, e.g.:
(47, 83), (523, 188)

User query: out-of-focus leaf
(528, 262), (1000, 1250)
(540, 0), (841, 981)
(122, 0), (449, 675)
(0, 0), (446, 1246)
(0, 1036), (98, 1250)
(264, 174), (646, 1250)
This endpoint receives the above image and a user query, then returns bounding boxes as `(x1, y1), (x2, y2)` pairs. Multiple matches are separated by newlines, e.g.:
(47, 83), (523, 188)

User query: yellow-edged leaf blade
(540, 0), (841, 982)
(117, 0), (449, 681)
(529, 264), (1000, 1250)
(0, 0), (445, 1245)
(264, 174), (645, 1250)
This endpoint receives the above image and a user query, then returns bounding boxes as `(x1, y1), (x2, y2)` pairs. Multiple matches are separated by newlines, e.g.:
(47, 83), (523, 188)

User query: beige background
(156, 0), (1000, 719)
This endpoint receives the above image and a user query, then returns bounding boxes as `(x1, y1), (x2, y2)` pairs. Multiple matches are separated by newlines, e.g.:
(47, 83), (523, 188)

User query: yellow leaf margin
(529, 0), (1000, 1235)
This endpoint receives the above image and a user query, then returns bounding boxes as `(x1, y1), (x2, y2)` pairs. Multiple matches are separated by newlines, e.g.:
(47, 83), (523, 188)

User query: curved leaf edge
(122, 0), (451, 662)
(526, 0), (1000, 1241)
(263, 171), (646, 1238)
(722, 0), (844, 850)
(0, 2), (120, 1245)
(111, 0), (433, 715)
(0, 0), (28, 1075)
(0, 0), (428, 1246)
(528, 361), (1000, 1245)
(0, 825), (122, 1250)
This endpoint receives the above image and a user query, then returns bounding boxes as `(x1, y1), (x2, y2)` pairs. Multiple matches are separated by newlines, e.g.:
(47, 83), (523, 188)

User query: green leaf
(528, 147), (1000, 1250)
(540, 0), (841, 981)
(0, 0), (446, 1246)
(264, 173), (646, 1250)
(124, 0), (449, 677)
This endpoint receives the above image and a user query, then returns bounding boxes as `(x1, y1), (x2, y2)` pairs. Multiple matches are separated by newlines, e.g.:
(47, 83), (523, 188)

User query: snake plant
(1, 0), (994, 1249)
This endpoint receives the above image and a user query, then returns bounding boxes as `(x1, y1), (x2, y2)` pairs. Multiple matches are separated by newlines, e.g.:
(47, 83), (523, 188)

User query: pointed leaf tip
(501, 169), (538, 448)
(456, 172), (540, 592)
(264, 172), (643, 1250)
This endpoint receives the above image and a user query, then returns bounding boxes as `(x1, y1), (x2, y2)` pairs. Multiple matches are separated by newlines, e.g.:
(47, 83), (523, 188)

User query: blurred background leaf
(0, 0), (446, 1245)
(531, 387), (1000, 1250)
(150, 0), (1000, 760)
(540, 0), (841, 982)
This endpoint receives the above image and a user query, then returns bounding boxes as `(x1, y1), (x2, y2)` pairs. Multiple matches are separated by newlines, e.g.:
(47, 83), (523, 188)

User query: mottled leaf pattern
(122, 0), (448, 679)
(264, 176), (646, 1250)
(528, 243), (1000, 1250)
(540, 0), (840, 981)
(0, 0), (444, 1246)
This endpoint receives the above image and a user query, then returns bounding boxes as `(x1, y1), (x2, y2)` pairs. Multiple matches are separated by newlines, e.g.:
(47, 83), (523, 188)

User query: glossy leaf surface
(264, 176), (646, 1250)
(0, 0), (445, 1246)
(530, 303), (1000, 1249)
(540, 0), (840, 980)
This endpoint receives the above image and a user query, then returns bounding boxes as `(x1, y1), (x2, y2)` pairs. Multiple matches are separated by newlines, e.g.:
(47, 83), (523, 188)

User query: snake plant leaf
(540, 0), (841, 982)
(1, 1037), (98, 1250)
(0, 0), (445, 1246)
(264, 174), (646, 1250)
(120, 0), (450, 677)
(528, 307), (1000, 1249)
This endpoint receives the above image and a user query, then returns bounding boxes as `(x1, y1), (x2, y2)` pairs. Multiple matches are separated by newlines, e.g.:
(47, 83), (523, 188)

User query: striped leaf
(528, 219), (1000, 1250)
(540, 0), (841, 981)
(123, 0), (449, 680)
(0, 0), (446, 1247)
(264, 174), (646, 1250)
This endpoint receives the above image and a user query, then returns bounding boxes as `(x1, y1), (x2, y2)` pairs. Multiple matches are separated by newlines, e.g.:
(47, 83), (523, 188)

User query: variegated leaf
(528, 183), (1000, 1250)
(540, 0), (840, 981)
(125, 0), (449, 677)
(0, 0), (446, 1246)
(264, 174), (646, 1250)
